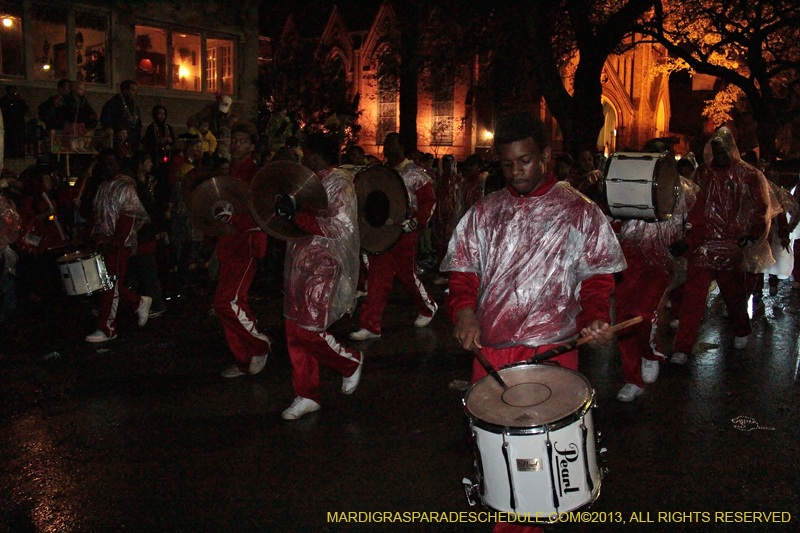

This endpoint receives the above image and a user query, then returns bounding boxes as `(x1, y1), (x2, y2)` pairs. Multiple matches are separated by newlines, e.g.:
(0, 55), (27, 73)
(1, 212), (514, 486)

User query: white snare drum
(57, 251), (112, 295)
(464, 364), (600, 519)
(604, 151), (679, 220)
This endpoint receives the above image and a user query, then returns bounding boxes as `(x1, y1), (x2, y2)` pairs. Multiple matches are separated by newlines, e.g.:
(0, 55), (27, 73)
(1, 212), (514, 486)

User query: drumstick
(41, 192), (67, 242)
(524, 316), (643, 365)
(471, 347), (509, 390)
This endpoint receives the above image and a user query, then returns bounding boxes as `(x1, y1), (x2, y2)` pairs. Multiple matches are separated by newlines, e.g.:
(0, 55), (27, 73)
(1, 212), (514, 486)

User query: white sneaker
(616, 383), (644, 402)
(221, 365), (246, 378)
(341, 354), (363, 395)
(85, 330), (117, 343)
(734, 335), (750, 349)
(137, 296), (153, 326)
(350, 328), (381, 341)
(669, 318), (680, 329)
(641, 358), (660, 384)
(670, 352), (688, 365)
(282, 396), (321, 420)
(248, 354), (268, 375)
(414, 302), (438, 328)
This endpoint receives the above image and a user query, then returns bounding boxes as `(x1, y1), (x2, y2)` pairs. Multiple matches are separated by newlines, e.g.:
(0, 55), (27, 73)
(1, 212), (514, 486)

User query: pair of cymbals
(186, 161), (329, 240)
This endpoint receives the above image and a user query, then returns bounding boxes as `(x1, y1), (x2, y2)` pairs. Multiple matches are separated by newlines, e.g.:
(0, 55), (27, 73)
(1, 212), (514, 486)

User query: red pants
(615, 256), (672, 387)
(286, 319), (361, 403)
(674, 265), (752, 354)
(97, 245), (141, 337)
(475, 344), (574, 533)
(213, 252), (271, 370)
(358, 230), (436, 334)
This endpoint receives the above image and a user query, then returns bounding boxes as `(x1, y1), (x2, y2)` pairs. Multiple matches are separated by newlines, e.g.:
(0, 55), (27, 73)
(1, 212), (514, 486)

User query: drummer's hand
(454, 307), (482, 351)
(581, 320), (613, 347)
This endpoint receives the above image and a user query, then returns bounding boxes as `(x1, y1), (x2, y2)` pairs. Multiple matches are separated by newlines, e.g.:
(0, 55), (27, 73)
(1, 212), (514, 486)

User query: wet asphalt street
(1, 263), (799, 533)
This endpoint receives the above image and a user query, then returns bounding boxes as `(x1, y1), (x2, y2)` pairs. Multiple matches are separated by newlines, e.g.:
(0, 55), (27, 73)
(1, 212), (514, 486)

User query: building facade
(0, 0), (259, 165)
(282, 2), (672, 160)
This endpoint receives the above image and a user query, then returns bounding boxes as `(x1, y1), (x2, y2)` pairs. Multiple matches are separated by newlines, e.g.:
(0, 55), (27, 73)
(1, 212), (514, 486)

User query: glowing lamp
(139, 58), (153, 72)
(2, 18), (13, 27)
(484, 131), (493, 140)
(179, 65), (189, 79)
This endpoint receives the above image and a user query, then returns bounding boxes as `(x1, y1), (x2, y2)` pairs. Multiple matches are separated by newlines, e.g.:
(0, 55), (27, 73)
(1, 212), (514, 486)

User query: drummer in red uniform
(442, 112), (626, 532)
(443, 112), (625, 379)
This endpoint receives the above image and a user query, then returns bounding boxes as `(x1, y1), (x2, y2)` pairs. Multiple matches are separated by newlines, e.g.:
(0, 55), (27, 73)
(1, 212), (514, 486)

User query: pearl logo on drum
(554, 442), (581, 495)
(516, 458), (542, 472)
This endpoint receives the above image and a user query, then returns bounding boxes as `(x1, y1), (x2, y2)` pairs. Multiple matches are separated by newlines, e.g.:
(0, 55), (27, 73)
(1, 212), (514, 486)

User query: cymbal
(248, 161), (328, 241)
(188, 176), (250, 237)
(181, 166), (214, 206)
(354, 164), (408, 254)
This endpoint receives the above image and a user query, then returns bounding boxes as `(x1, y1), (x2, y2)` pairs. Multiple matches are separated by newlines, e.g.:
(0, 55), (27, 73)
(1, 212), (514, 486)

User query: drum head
(654, 155), (679, 219)
(57, 251), (95, 263)
(354, 165), (409, 254)
(465, 364), (593, 428)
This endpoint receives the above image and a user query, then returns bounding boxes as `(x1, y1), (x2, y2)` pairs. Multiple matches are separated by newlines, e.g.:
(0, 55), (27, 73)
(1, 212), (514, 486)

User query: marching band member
(214, 122), (272, 378)
(277, 134), (363, 420)
(442, 111), (625, 533)
(350, 133), (437, 340)
(670, 127), (772, 364)
(86, 150), (151, 342)
(443, 112), (625, 379)
(612, 158), (699, 401)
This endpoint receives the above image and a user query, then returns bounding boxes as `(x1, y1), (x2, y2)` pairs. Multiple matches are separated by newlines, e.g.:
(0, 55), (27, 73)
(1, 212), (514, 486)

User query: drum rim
(476, 478), (602, 522)
(57, 250), (101, 263)
(464, 363), (595, 433)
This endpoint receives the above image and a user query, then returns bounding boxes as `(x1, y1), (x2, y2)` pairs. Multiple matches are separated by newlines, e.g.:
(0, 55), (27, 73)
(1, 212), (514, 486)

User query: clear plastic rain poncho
(0, 195), (22, 249)
(92, 175), (149, 248)
(395, 159), (432, 218)
(284, 168), (360, 331)
(441, 181), (626, 349)
(617, 176), (699, 270)
(762, 180), (799, 277)
(692, 128), (777, 272)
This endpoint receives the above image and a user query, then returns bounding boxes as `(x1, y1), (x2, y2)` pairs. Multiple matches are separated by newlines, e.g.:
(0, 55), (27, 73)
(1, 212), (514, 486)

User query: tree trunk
(397, 1), (420, 152)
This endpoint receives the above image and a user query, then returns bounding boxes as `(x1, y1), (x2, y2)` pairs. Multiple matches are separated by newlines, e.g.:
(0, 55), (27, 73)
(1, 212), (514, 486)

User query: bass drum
(464, 363), (601, 520)
(604, 151), (679, 220)
(354, 165), (409, 254)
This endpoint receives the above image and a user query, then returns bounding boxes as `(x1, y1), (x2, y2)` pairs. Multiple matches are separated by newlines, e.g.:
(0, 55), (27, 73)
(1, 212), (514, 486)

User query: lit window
(31, 6), (67, 81)
(431, 81), (454, 146)
(0, 8), (23, 77)
(172, 33), (201, 91)
(377, 75), (397, 145)
(76, 12), (107, 84)
(207, 38), (234, 94)
(135, 26), (168, 88)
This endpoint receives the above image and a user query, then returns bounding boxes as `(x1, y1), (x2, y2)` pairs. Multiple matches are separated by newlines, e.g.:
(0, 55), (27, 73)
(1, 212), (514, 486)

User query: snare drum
(57, 251), (112, 295)
(464, 363), (600, 519)
(604, 151), (679, 220)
